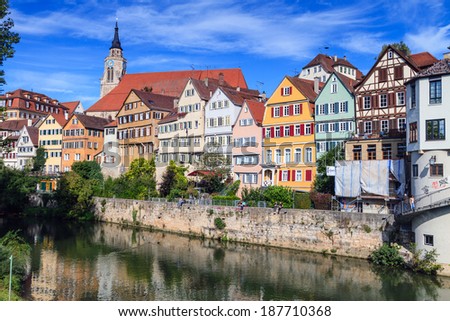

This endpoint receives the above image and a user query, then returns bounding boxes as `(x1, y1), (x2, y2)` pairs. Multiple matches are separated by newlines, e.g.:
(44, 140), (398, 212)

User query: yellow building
(262, 76), (320, 192)
(38, 114), (68, 174)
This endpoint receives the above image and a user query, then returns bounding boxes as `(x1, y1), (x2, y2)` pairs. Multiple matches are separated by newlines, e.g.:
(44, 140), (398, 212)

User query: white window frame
(284, 148), (291, 164)
(363, 96), (371, 109)
(364, 121), (372, 134)
(397, 91), (405, 105)
(295, 170), (302, 182)
(380, 94), (388, 108)
(281, 170), (289, 182)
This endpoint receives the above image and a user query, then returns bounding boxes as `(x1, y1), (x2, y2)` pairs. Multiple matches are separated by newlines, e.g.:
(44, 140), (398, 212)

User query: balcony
(351, 129), (406, 141)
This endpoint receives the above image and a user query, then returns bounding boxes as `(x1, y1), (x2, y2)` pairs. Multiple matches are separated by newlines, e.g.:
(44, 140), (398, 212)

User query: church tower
(100, 21), (127, 98)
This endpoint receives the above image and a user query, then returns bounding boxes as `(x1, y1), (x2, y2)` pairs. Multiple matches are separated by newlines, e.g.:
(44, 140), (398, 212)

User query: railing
(148, 197), (267, 208)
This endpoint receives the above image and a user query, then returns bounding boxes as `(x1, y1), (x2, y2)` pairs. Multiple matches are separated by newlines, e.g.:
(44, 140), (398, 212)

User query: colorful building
(16, 126), (39, 170)
(314, 72), (357, 159)
(38, 114), (68, 174)
(232, 99), (265, 196)
(61, 114), (110, 172)
(262, 76), (320, 192)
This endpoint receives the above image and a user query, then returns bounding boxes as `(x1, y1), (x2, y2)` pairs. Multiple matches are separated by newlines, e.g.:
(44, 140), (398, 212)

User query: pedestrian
(273, 202), (278, 213)
(178, 197), (184, 208)
(277, 202), (283, 214)
(409, 195), (415, 212)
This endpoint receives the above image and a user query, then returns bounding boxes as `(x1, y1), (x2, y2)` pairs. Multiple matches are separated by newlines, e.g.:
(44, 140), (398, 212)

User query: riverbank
(94, 197), (397, 260)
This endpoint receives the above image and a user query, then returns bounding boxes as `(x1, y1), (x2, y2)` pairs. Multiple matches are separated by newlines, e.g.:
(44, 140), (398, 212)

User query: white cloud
(405, 24), (450, 56)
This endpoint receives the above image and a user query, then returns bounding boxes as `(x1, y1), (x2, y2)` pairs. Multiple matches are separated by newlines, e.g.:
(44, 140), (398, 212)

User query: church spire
(110, 20), (122, 50)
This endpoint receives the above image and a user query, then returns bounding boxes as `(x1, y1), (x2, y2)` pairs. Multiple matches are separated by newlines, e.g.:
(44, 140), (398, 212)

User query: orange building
(61, 114), (110, 172)
(262, 76), (321, 192)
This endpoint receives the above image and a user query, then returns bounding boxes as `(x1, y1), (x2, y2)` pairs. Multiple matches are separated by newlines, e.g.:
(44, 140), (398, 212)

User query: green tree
(262, 186), (293, 208)
(32, 147), (46, 173)
(159, 160), (188, 198)
(313, 146), (341, 194)
(121, 158), (158, 200)
(196, 145), (231, 194)
(0, 0), (20, 87)
(380, 41), (411, 58)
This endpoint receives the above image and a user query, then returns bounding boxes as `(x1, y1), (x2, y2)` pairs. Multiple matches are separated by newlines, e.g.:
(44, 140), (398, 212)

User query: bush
(410, 243), (442, 275)
(310, 191), (331, 210)
(294, 192), (312, 209)
(212, 195), (240, 201)
(214, 217), (226, 230)
(370, 244), (405, 268)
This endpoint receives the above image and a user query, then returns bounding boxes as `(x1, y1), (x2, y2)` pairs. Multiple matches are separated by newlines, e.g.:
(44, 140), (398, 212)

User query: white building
(99, 120), (120, 178)
(16, 126), (39, 170)
(407, 57), (450, 209)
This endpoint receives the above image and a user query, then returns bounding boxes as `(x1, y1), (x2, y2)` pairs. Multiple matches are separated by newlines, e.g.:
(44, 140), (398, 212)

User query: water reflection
(1, 217), (450, 301)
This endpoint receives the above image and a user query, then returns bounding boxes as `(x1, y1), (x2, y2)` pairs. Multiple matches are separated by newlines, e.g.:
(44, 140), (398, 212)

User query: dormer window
(281, 86), (292, 96)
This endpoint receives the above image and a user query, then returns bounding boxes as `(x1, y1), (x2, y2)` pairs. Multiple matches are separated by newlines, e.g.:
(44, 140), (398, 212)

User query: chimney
(64, 110), (68, 120)
(204, 77), (209, 87)
(334, 55), (337, 62)
(260, 91), (266, 101)
(344, 55), (347, 61)
(236, 86), (240, 92)
(27, 119), (32, 126)
(314, 77), (320, 94)
(173, 98), (179, 109)
(219, 72), (224, 85)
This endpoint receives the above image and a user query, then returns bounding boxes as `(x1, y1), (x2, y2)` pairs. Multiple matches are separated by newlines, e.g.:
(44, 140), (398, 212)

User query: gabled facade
(0, 119), (32, 168)
(116, 89), (175, 172)
(204, 86), (261, 163)
(62, 101), (84, 114)
(232, 100), (265, 196)
(38, 114), (67, 174)
(262, 76), (319, 192)
(61, 114), (110, 172)
(16, 126), (39, 170)
(157, 78), (221, 168)
(99, 120), (120, 178)
(407, 57), (450, 209)
(314, 72), (356, 159)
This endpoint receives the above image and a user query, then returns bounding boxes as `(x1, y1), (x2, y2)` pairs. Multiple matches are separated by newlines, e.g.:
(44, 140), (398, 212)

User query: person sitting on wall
(273, 202), (278, 213)
(178, 197), (185, 208)
(277, 202), (283, 214)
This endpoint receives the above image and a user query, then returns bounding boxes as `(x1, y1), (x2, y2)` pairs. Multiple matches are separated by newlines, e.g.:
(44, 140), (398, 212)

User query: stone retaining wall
(94, 197), (395, 259)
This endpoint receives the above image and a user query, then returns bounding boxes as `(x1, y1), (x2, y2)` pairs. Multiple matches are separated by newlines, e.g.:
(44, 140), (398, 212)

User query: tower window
(107, 67), (114, 83)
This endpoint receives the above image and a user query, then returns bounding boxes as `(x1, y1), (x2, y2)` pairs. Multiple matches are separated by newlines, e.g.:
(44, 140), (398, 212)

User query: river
(1, 217), (450, 301)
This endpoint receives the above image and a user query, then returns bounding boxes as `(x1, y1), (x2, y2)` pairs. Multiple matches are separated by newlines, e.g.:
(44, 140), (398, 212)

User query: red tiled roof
(3, 88), (69, 111)
(334, 72), (359, 93)
(26, 126), (39, 146)
(302, 54), (363, 80)
(244, 100), (265, 124)
(61, 101), (81, 114)
(105, 120), (117, 127)
(0, 119), (29, 131)
(72, 114), (110, 130)
(408, 52), (438, 70)
(87, 68), (248, 113)
(158, 109), (183, 125)
(220, 86), (260, 106)
(287, 76), (323, 102)
(132, 90), (176, 112)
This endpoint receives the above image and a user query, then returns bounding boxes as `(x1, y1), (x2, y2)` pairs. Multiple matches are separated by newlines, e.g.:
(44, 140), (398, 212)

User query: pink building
(232, 99), (265, 197)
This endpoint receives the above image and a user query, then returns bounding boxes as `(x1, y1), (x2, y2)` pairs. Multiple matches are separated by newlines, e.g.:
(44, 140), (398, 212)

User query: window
(281, 87), (292, 96)
(72, 118), (78, 124)
(305, 124), (311, 135)
(353, 145), (361, 160)
(426, 119), (445, 140)
(424, 234), (434, 246)
(281, 170), (289, 182)
(412, 164), (418, 178)
(339, 122), (347, 132)
(266, 150), (272, 164)
(363, 96), (371, 109)
(339, 101), (348, 113)
(275, 126), (280, 137)
(275, 149), (281, 164)
(295, 170), (302, 181)
(409, 122), (418, 143)
(273, 107), (280, 117)
(397, 92), (405, 105)
(382, 143), (392, 159)
(398, 118), (406, 132)
(283, 105), (290, 116)
(294, 148), (302, 163)
(317, 104), (326, 115)
(243, 173), (257, 184)
(397, 143), (406, 157)
(381, 120), (389, 133)
(429, 79), (442, 104)
(265, 128), (271, 138)
(380, 94), (388, 108)
(75, 153), (81, 161)
(411, 83), (416, 108)
(294, 104), (301, 115)
(329, 123), (335, 132)
(367, 145), (376, 160)
(294, 124), (300, 136)
(364, 121), (372, 134)
(284, 126), (290, 137)
(379, 68), (388, 82)
(305, 148), (312, 163)
(430, 164), (443, 177)
(387, 50), (393, 59)
(284, 149), (291, 163)
(64, 154), (69, 160)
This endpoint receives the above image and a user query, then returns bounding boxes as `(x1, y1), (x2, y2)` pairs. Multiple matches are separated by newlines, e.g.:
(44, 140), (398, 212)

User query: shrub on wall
(294, 192), (312, 209)
(370, 243), (405, 268)
(310, 191), (331, 210)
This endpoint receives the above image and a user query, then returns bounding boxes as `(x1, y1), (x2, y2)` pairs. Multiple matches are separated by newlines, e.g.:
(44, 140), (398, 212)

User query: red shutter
(289, 105), (293, 115)
(373, 95), (378, 108)
(289, 87), (292, 95)
(389, 93), (395, 107)
(290, 125), (294, 136)
(287, 170), (291, 181)
(280, 88), (284, 96)
(300, 124), (305, 135)
(270, 127), (274, 138)
(291, 170), (295, 181)
(271, 107), (274, 117)
(262, 127), (265, 138)
(359, 97), (363, 111)
(306, 170), (312, 181)
(310, 122), (314, 134)
(280, 125), (284, 137)
(300, 103), (303, 114)
(279, 170), (282, 181)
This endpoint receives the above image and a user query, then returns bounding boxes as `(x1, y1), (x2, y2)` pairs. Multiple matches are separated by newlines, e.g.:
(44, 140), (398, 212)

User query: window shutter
(324, 103), (329, 114)
(289, 105), (293, 115)
(306, 169), (312, 181)
(300, 124), (305, 135)
(344, 101), (348, 112)
(389, 93), (395, 107)
(262, 127), (265, 138)
(335, 122), (339, 132)
(290, 125), (294, 136)
(358, 122), (364, 135)
(289, 87), (292, 95)
(359, 97), (363, 110)
(324, 123), (329, 132)
(270, 127), (274, 138)
(280, 125), (284, 137)
(299, 103), (303, 114)
(279, 170), (282, 181)
(310, 123), (314, 134)
(271, 107), (274, 117)
(280, 88), (284, 96)
(372, 95), (378, 108)
(287, 170), (290, 181)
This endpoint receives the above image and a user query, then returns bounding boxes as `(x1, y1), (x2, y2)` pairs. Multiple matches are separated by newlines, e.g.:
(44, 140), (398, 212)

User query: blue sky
(3, 0), (450, 109)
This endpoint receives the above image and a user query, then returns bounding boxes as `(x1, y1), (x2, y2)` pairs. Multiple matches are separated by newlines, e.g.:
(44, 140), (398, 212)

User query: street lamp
(8, 255), (12, 300)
